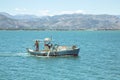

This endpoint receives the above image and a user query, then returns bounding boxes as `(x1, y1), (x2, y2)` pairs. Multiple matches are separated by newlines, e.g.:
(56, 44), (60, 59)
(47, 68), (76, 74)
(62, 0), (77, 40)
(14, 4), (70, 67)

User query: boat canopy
(44, 38), (51, 42)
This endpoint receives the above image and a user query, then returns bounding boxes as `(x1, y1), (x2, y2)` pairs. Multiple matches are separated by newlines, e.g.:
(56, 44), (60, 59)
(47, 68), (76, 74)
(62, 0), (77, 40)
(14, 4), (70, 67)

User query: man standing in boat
(34, 40), (39, 51)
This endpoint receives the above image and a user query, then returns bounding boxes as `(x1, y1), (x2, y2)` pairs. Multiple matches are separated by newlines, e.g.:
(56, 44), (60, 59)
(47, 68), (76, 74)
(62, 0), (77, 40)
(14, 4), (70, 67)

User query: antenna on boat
(51, 36), (52, 41)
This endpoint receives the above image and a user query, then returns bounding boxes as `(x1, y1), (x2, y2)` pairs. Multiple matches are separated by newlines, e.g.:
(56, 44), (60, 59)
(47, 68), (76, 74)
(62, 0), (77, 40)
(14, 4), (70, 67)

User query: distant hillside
(0, 12), (120, 30)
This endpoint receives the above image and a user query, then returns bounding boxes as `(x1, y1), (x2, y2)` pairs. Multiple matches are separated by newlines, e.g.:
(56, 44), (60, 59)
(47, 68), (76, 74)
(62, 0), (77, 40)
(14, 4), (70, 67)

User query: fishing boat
(27, 38), (80, 56)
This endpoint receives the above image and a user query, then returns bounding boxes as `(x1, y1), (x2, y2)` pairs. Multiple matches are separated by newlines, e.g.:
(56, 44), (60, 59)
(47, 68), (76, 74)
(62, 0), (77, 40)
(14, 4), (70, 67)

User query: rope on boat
(47, 51), (50, 57)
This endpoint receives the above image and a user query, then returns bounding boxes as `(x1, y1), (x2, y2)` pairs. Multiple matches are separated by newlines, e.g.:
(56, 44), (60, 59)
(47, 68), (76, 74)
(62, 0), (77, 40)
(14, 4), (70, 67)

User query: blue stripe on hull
(56, 48), (80, 56)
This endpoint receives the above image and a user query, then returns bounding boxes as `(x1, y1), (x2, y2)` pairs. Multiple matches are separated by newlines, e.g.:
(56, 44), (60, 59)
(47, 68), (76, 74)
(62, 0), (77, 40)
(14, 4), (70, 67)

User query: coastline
(0, 28), (120, 31)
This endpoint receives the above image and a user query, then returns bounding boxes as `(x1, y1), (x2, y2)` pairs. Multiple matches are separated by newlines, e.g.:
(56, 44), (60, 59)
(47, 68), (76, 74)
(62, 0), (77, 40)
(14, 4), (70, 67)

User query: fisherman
(34, 40), (39, 51)
(44, 42), (52, 51)
(48, 42), (53, 49)
(44, 38), (53, 51)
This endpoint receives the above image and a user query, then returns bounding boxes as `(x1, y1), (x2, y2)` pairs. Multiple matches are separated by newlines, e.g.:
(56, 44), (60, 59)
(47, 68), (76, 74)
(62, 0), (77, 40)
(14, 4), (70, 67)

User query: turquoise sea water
(0, 30), (120, 80)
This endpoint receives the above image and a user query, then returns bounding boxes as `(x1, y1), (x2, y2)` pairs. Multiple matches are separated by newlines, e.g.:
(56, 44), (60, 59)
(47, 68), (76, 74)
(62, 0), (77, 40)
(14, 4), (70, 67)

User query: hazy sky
(0, 0), (119, 16)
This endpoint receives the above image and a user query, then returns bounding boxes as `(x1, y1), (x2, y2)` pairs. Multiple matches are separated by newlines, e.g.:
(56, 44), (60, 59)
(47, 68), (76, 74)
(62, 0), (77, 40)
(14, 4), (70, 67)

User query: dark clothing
(44, 43), (52, 49)
(35, 41), (39, 51)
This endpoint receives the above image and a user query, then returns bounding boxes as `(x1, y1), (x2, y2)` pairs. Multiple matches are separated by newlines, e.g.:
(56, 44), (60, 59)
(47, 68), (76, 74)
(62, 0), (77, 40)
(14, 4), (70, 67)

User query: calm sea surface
(0, 30), (120, 80)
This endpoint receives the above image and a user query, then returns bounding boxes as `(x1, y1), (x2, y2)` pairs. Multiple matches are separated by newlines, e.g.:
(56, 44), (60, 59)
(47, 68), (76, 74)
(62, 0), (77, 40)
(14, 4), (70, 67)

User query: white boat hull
(27, 48), (80, 56)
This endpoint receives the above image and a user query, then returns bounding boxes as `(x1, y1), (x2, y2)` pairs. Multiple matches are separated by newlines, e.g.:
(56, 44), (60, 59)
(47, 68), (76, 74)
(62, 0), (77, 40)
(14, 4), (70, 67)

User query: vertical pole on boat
(47, 36), (52, 57)
(51, 36), (52, 41)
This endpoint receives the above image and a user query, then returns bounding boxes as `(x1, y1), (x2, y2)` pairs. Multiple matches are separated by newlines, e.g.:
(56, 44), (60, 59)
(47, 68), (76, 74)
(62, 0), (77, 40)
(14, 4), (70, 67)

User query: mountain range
(0, 12), (120, 30)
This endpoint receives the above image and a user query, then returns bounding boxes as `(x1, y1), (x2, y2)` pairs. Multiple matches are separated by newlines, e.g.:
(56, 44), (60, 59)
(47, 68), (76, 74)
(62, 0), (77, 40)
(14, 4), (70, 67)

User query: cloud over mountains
(12, 8), (85, 16)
